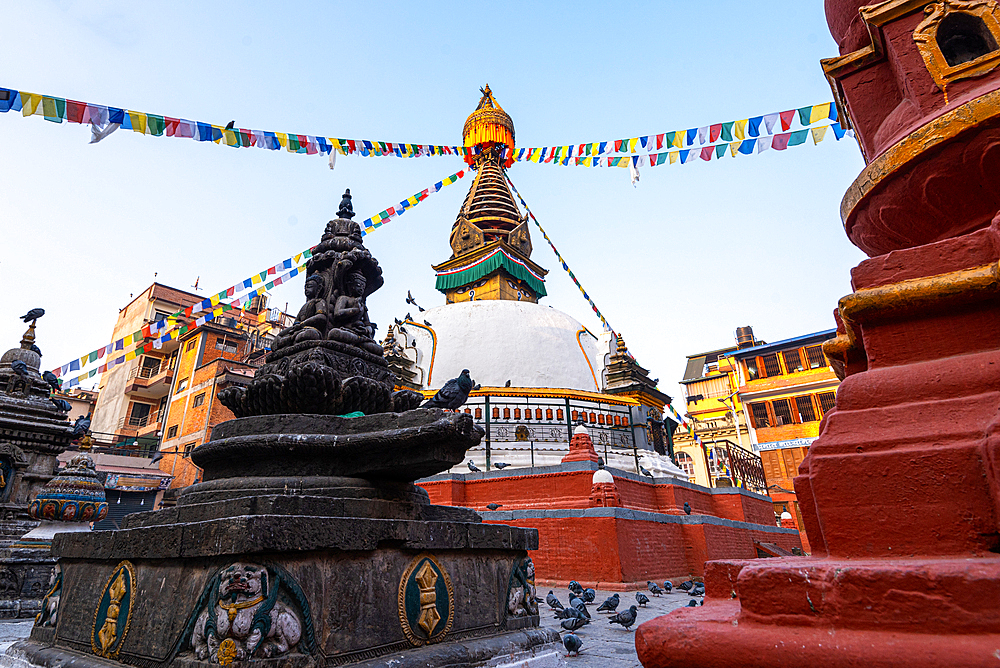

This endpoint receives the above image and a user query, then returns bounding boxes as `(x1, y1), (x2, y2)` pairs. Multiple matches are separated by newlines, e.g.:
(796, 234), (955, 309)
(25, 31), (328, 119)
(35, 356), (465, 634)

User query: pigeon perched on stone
(662, 581), (673, 593)
(423, 319), (432, 327)
(562, 632), (582, 657)
(394, 317), (403, 326)
(608, 605), (638, 630)
(467, 460), (481, 472)
(596, 593), (620, 613)
(678, 580), (694, 592)
(42, 371), (61, 391)
(635, 592), (649, 607)
(20, 308), (44, 322)
(582, 588), (596, 603)
(640, 466), (654, 479)
(486, 503), (502, 510)
(10, 360), (29, 378)
(647, 581), (664, 596)
(683, 501), (692, 515)
(690, 583), (705, 597)
(50, 398), (72, 412)
(423, 369), (475, 410)
(546, 591), (564, 610)
(71, 414), (91, 437)
(493, 462), (510, 469)
(505, 379), (511, 387)
(561, 616), (589, 631)
(30, 344), (41, 357)
(686, 599), (698, 608)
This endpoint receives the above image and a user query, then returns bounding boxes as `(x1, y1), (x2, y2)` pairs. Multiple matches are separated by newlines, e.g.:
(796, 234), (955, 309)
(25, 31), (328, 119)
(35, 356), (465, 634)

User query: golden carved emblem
(219, 593), (265, 624)
(914, 0), (1000, 98)
(91, 560), (136, 659)
(217, 638), (238, 666)
(398, 554), (454, 646)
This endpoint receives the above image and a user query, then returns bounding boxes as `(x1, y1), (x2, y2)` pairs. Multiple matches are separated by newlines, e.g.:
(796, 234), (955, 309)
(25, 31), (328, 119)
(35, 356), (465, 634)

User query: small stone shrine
(6, 191), (557, 668)
(0, 315), (76, 617)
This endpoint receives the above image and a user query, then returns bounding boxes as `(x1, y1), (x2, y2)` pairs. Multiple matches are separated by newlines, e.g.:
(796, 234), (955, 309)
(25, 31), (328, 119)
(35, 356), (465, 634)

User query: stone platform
(4, 410), (559, 667)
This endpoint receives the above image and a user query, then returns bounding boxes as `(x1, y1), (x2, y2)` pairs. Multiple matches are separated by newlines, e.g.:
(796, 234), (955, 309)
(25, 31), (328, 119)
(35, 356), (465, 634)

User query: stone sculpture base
(4, 410), (558, 667)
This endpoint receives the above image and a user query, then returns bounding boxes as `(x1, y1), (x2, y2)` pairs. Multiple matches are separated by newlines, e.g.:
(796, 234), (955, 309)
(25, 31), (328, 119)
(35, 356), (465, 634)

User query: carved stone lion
(191, 563), (305, 663)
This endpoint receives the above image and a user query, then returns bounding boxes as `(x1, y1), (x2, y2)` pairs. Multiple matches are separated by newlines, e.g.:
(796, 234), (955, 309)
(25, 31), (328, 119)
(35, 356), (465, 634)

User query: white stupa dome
(592, 469), (615, 484)
(406, 300), (604, 391)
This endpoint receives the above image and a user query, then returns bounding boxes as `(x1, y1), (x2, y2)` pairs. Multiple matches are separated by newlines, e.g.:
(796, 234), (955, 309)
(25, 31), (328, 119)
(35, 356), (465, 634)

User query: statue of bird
(20, 308), (44, 322)
(422, 369), (475, 410)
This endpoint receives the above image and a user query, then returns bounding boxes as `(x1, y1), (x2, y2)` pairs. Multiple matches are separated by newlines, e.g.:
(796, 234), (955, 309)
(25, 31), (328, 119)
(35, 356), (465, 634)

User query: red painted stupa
(636, 1), (1000, 665)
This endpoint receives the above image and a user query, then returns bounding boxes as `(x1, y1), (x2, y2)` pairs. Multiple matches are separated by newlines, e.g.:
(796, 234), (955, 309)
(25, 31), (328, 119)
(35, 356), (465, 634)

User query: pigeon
(493, 462), (510, 470)
(608, 605), (638, 630)
(684, 501), (692, 515)
(20, 308), (44, 322)
(569, 597), (589, 618)
(405, 290), (418, 306)
(42, 371), (61, 391)
(10, 360), (29, 378)
(561, 616), (589, 631)
(647, 581), (664, 596)
(30, 344), (41, 357)
(394, 317), (403, 326)
(562, 632), (582, 657)
(486, 503), (502, 511)
(553, 607), (575, 620)
(568, 581), (583, 596)
(582, 588), (596, 603)
(405, 312), (412, 321)
(50, 398), (72, 412)
(686, 600), (698, 608)
(546, 591), (564, 610)
(423, 320), (433, 327)
(71, 414), (91, 437)
(635, 592), (649, 607)
(662, 581), (673, 593)
(640, 466), (654, 479)
(422, 369), (475, 410)
(505, 379), (511, 387)
(596, 593), (620, 613)
(467, 460), (481, 472)
(678, 580), (694, 591)
(597, 457), (605, 469)
(225, 120), (235, 130)
(690, 583), (705, 597)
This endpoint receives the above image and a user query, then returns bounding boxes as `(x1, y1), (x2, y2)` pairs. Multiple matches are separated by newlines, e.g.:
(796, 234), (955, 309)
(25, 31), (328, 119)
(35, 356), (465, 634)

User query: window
(183, 442), (196, 456)
(805, 345), (826, 369)
(166, 425), (178, 439)
(709, 447), (730, 477)
(675, 451), (696, 477)
(938, 11), (998, 66)
(193, 393), (205, 407)
(761, 353), (782, 377)
(745, 358), (759, 380)
(127, 402), (152, 427)
(795, 396), (817, 422)
(771, 399), (794, 426)
(817, 392), (837, 415)
(178, 377), (189, 391)
(153, 311), (170, 322)
(749, 402), (770, 428)
(782, 350), (804, 374)
(215, 336), (238, 354)
(186, 340), (196, 352)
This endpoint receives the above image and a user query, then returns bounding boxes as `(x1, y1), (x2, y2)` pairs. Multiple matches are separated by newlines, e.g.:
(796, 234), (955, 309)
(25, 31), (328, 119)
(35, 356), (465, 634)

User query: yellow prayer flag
(213, 308), (224, 318)
(629, 138), (639, 153)
(618, 158), (629, 168)
(729, 142), (741, 157)
(128, 111), (147, 134)
(810, 103), (832, 125)
(80, 355), (88, 367)
(672, 133), (684, 149)
(224, 130), (239, 146)
(669, 152), (679, 164)
(125, 350), (136, 361)
(21, 93), (41, 117)
(735, 120), (747, 140)
(811, 126), (829, 145)
(294, 253), (302, 263)
(276, 133), (289, 148)
(251, 274), (262, 285)
(210, 294), (221, 306)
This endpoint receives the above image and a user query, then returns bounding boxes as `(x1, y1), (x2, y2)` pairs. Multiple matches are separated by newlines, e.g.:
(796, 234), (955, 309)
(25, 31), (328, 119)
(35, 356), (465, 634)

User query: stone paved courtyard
(537, 588), (702, 668)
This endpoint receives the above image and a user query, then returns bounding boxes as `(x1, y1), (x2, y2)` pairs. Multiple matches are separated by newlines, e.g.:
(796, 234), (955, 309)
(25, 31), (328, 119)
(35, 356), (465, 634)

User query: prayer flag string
(360, 169), (468, 235)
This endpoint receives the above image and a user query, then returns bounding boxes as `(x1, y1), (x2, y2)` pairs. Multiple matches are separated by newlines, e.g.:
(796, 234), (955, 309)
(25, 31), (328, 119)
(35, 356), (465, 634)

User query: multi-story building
(673, 327), (760, 489)
(51, 387), (98, 424)
(727, 328), (840, 552)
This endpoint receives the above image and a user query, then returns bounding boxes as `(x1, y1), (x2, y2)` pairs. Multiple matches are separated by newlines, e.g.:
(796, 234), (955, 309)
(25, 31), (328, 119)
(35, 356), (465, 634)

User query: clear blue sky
(0, 1), (866, 404)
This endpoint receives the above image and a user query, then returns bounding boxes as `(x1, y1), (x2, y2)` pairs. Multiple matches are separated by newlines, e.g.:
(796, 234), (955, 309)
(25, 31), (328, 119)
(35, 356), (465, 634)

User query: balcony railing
(118, 409), (162, 430)
(71, 430), (158, 459)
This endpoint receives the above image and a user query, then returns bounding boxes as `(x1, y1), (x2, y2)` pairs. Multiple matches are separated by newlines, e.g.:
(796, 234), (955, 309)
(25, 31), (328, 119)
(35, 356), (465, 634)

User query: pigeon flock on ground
(551, 579), (706, 657)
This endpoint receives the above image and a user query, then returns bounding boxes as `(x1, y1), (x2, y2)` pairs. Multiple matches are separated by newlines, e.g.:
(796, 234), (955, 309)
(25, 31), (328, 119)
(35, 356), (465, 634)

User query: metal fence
(72, 430), (158, 459)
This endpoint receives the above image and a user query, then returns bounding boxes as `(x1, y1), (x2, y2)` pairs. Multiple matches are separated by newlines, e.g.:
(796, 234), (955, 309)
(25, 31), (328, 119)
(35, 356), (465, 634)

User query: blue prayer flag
(108, 107), (125, 124)
(685, 128), (697, 145)
(197, 123), (213, 141)
(748, 117), (763, 137)
(738, 139), (756, 155)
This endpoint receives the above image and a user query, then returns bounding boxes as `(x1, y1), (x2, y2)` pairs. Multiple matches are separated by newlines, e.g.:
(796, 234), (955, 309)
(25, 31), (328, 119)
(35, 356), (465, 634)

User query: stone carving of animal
(191, 563), (302, 662)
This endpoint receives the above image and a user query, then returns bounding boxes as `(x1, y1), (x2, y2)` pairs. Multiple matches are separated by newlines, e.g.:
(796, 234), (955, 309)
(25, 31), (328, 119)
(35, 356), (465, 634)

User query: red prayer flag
(700, 146), (714, 161)
(656, 134), (664, 150)
(226, 286), (235, 297)
(709, 124), (722, 142)
(66, 100), (85, 124)
(347, 140), (357, 152)
(772, 133), (791, 151)
(165, 117), (180, 136)
(779, 110), (795, 131)
(274, 276), (283, 286)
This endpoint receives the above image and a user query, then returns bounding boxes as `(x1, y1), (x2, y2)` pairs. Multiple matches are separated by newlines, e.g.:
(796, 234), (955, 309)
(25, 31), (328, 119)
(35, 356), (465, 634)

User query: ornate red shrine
(636, 1), (1000, 665)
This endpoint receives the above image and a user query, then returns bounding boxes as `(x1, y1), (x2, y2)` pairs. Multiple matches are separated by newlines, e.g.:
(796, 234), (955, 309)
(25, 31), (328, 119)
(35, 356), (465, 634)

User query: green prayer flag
(147, 114), (166, 136)
(721, 122), (734, 142)
(788, 129), (809, 146)
(715, 144), (727, 159)
(797, 106), (813, 127)
(88, 351), (98, 363)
